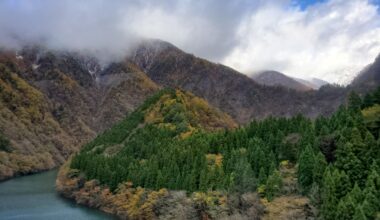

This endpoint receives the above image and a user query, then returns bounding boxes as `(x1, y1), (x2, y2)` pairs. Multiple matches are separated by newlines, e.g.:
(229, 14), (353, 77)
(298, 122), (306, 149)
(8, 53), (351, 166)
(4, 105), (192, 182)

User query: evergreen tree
(258, 167), (267, 186)
(336, 195), (356, 220)
(313, 151), (327, 186)
(265, 170), (282, 201)
(335, 142), (365, 185)
(298, 145), (315, 193)
(348, 91), (362, 112)
(321, 168), (338, 220)
(353, 205), (368, 220)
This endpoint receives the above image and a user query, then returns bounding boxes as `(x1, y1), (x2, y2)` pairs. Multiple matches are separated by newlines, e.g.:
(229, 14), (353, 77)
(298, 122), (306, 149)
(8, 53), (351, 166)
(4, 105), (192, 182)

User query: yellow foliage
(180, 125), (196, 139)
(0, 71), (45, 121)
(258, 185), (266, 195)
(206, 153), (223, 168)
(59, 73), (78, 89)
(143, 89), (237, 136)
(362, 104), (380, 125)
(192, 191), (227, 208)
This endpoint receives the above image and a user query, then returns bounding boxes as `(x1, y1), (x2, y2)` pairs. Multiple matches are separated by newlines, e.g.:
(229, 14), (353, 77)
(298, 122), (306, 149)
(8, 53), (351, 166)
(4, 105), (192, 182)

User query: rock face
(252, 71), (313, 92)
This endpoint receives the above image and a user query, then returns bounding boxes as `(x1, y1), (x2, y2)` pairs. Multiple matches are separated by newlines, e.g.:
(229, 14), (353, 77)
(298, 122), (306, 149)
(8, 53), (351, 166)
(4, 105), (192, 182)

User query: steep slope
(252, 71), (313, 91)
(351, 54), (380, 93)
(0, 48), (159, 180)
(57, 89), (255, 220)
(0, 64), (76, 179)
(58, 85), (380, 220)
(130, 40), (347, 124)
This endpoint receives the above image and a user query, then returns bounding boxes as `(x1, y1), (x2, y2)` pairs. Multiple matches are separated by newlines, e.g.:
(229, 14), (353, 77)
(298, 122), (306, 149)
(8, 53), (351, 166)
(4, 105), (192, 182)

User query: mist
(0, 0), (380, 83)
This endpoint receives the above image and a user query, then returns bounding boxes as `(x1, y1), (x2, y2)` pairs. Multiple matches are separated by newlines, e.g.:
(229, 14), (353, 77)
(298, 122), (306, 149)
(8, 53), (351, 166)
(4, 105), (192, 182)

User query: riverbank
(56, 162), (265, 220)
(0, 168), (115, 220)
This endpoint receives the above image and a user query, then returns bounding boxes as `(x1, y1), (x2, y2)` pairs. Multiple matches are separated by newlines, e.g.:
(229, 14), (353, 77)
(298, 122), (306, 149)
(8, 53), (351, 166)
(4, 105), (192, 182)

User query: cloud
(0, 0), (255, 62)
(223, 0), (380, 84)
(0, 0), (379, 84)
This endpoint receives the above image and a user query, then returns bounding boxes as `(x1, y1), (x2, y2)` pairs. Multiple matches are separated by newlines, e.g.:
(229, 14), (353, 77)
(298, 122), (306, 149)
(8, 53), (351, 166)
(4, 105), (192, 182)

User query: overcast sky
(0, 0), (379, 84)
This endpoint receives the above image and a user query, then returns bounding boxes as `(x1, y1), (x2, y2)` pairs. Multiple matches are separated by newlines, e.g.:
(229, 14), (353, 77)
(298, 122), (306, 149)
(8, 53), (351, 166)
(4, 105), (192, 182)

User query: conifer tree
(321, 168), (338, 220)
(348, 91), (362, 112)
(336, 195), (356, 220)
(298, 145), (315, 193)
(258, 167), (267, 186)
(313, 151), (327, 186)
(353, 205), (368, 220)
(265, 170), (282, 201)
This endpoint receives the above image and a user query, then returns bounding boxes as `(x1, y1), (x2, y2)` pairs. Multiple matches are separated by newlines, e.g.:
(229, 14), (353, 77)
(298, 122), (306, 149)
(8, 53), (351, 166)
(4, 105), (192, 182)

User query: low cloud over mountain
(1, 0), (379, 83)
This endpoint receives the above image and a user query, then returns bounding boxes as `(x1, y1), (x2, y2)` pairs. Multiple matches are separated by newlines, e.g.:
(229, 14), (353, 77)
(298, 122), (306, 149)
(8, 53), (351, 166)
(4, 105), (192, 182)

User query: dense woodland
(71, 87), (380, 219)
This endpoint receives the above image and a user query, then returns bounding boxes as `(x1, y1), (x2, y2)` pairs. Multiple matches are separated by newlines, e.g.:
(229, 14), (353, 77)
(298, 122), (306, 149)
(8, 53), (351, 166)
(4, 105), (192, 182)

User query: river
(0, 169), (115, 220)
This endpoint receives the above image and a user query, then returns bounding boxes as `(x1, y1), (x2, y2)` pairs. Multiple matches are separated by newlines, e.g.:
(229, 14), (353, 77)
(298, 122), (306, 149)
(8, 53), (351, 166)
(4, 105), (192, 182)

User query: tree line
(71, 87), (380, 219)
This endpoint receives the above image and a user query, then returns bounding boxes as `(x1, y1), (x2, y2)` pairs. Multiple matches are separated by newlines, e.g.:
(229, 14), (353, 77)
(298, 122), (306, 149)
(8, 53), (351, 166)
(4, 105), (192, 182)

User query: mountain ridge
(0, 40), (378, 180)
(252, 70), (314, 91)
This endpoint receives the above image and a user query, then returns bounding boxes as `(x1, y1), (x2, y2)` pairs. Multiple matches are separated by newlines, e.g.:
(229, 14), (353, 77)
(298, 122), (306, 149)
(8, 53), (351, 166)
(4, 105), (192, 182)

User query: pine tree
(348, 91), (362, 112)
(350, 183), (363, 204)
(353, 205), (368, 220)
(335, 142), (365, 185)
(335, 170), (352, 200)
(258, 167), (267, 186)
(321, 167), (338, 220)
(336, 196), (356, 220)
(298, 145), (315, 193)
(313, 151), (327, 186)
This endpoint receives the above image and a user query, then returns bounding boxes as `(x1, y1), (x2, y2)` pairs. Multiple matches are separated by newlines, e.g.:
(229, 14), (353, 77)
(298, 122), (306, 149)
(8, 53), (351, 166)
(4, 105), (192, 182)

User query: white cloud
(0, 0), (379, 84)
(223, 0), (380, 84)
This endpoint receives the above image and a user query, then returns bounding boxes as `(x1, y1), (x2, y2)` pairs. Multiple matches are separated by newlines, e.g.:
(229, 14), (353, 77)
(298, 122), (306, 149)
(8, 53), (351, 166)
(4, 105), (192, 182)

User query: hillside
(130, 40), (348, 124)
(0, 40), (378, 180)
(58, 88), (380, 220)
(0, 48), (159, 180)
(252, 71), (313, 91)
(352, 54), (380, 93)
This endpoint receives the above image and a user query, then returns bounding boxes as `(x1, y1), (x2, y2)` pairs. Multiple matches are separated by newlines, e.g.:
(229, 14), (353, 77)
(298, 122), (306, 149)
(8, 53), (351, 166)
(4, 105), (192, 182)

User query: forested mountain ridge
(130, 40), (348, 124)
(0, 47), (159, 180)
(58, 87), (380, 219)
(0, 40), (378, 181)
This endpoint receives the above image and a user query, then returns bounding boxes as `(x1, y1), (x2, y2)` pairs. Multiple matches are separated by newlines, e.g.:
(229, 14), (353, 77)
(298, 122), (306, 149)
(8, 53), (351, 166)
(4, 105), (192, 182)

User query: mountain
(252, 71), (313, 91)
(57, 86), (380, 219)
(0, 47), (159, 180)
(351, 54), (380, 93)
(57, 89), (253, 219)
(0, 40), (377, 180)
(130, 40), (347, 124)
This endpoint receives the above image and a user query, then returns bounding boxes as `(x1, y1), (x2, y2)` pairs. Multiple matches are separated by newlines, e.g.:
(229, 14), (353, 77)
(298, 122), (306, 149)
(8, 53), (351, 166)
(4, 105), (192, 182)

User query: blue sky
(294, 0), (327, 9)
(296, 0), (379, 10)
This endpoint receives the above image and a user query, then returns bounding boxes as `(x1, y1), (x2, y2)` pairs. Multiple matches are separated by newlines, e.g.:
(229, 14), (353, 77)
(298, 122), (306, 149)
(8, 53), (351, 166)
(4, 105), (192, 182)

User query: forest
(71, 87), (380, 219)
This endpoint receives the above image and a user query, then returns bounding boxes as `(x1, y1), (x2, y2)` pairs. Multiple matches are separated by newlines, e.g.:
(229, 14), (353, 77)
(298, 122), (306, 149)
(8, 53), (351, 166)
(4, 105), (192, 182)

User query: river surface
(0, 169), (115, 220)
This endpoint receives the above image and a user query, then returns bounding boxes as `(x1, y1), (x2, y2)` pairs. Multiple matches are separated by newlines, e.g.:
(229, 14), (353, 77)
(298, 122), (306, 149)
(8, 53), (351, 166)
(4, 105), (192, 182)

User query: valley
(0, 40), (379, 219)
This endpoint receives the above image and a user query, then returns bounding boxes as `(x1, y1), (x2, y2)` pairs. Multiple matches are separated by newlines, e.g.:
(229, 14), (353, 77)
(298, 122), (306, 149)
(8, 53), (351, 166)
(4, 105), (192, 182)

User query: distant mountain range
(252, 71), (313, 91)
(0, 39), (378, 180)
(251, 70), (329, 91)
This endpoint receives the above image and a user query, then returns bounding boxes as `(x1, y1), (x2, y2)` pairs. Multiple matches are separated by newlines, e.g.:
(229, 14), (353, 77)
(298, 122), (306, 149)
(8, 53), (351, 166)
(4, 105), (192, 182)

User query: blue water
(0, 169), (115, 220)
